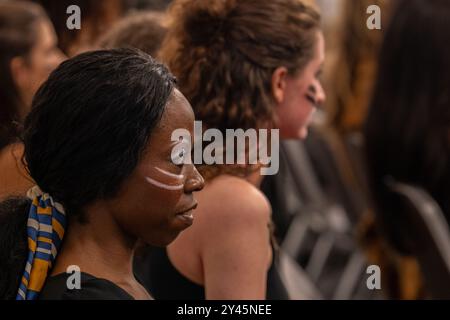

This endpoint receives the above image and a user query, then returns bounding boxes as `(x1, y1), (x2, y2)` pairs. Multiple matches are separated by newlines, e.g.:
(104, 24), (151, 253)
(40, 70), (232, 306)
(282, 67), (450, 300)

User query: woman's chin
(143, 232), (181, 247)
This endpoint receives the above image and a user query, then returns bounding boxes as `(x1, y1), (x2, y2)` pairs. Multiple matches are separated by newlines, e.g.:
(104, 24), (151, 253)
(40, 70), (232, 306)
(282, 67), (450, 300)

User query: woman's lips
(176, 210), (194, 225)
(175, 202), (197, 225)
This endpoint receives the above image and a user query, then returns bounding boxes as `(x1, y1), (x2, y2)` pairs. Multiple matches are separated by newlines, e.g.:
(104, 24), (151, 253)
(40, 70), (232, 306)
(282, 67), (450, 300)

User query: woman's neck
(51, 201), (137, 283)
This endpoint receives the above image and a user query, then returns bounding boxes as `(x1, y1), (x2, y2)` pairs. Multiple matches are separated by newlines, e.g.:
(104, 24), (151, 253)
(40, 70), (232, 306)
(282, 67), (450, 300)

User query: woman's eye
(178, 149), (186, 161)
(170, 139), (192, 166)
(171, 147), (186, 166)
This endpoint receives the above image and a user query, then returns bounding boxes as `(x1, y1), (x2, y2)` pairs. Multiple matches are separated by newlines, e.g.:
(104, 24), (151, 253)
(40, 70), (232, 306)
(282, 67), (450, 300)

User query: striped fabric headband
(16, 186), (67, 300)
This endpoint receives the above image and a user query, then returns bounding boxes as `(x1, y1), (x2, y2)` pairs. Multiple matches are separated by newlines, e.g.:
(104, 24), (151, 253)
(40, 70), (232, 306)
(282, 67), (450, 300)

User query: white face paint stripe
(145, 176), (184, 191)
(155, 167), (185, 180)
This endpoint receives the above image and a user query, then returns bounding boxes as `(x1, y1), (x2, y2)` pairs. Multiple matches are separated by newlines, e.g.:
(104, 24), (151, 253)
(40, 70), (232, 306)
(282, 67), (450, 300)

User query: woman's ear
(271, 66), (288, 105)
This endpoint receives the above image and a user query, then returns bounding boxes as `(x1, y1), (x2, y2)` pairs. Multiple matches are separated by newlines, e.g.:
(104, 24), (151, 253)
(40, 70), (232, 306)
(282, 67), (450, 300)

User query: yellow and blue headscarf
(16, 186), (66, 300)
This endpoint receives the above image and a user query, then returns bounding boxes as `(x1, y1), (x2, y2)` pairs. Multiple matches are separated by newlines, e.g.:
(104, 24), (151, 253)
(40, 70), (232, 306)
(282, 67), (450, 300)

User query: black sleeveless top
(39, 272), (136, 300)
(134, 245), (289, 300)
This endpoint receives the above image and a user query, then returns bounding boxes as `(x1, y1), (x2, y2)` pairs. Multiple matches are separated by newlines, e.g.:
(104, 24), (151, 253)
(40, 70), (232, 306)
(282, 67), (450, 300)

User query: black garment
(39, 272), (135, 300)
(134, 246), (289, 300)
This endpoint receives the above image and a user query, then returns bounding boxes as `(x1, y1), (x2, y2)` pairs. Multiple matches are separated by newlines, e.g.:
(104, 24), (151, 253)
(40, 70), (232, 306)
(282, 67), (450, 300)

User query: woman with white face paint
(0, 49), (204, 300)
(135, 0), (326, 300)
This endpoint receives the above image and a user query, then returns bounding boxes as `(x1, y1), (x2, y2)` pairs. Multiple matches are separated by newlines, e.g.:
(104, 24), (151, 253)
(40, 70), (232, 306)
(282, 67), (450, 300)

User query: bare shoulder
(197, 175), (272, 235)
(195, 175), (273, 298)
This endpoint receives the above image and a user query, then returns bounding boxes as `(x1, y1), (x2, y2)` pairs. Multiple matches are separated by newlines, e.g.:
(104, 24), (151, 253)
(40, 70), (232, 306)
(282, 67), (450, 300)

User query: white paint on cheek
(145, 176), (184, 191)
(155, 167), (185, 180)
(144, 166), (186, 191)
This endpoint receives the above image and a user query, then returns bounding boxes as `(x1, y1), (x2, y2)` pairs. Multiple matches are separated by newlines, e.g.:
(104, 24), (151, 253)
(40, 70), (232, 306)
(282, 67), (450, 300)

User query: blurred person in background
(136, 0), (326, 300)
(321, 0), (425, 300)
(325, 0), (389, 134)
(132, 0), (172, 11)
(257, 0), (396, 300)
(0, 0), (65, 200)
(318, 0), (423, 299)
(98, 11), (167, 58)
(364, 0), (450, 299)
(33, 0), (127, 56)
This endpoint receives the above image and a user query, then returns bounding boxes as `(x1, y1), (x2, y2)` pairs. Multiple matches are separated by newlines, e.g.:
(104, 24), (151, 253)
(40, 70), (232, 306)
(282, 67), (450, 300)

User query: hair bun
(178, 0), (236, 46)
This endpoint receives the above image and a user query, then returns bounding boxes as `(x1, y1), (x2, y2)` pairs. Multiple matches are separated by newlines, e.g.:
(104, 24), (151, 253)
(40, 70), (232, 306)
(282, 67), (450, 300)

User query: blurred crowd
(0, 0), (449, 300)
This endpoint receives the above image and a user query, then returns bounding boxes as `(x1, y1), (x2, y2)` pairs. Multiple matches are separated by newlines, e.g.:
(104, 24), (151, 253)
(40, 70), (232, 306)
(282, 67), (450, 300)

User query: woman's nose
(184, 165), (205, 193)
